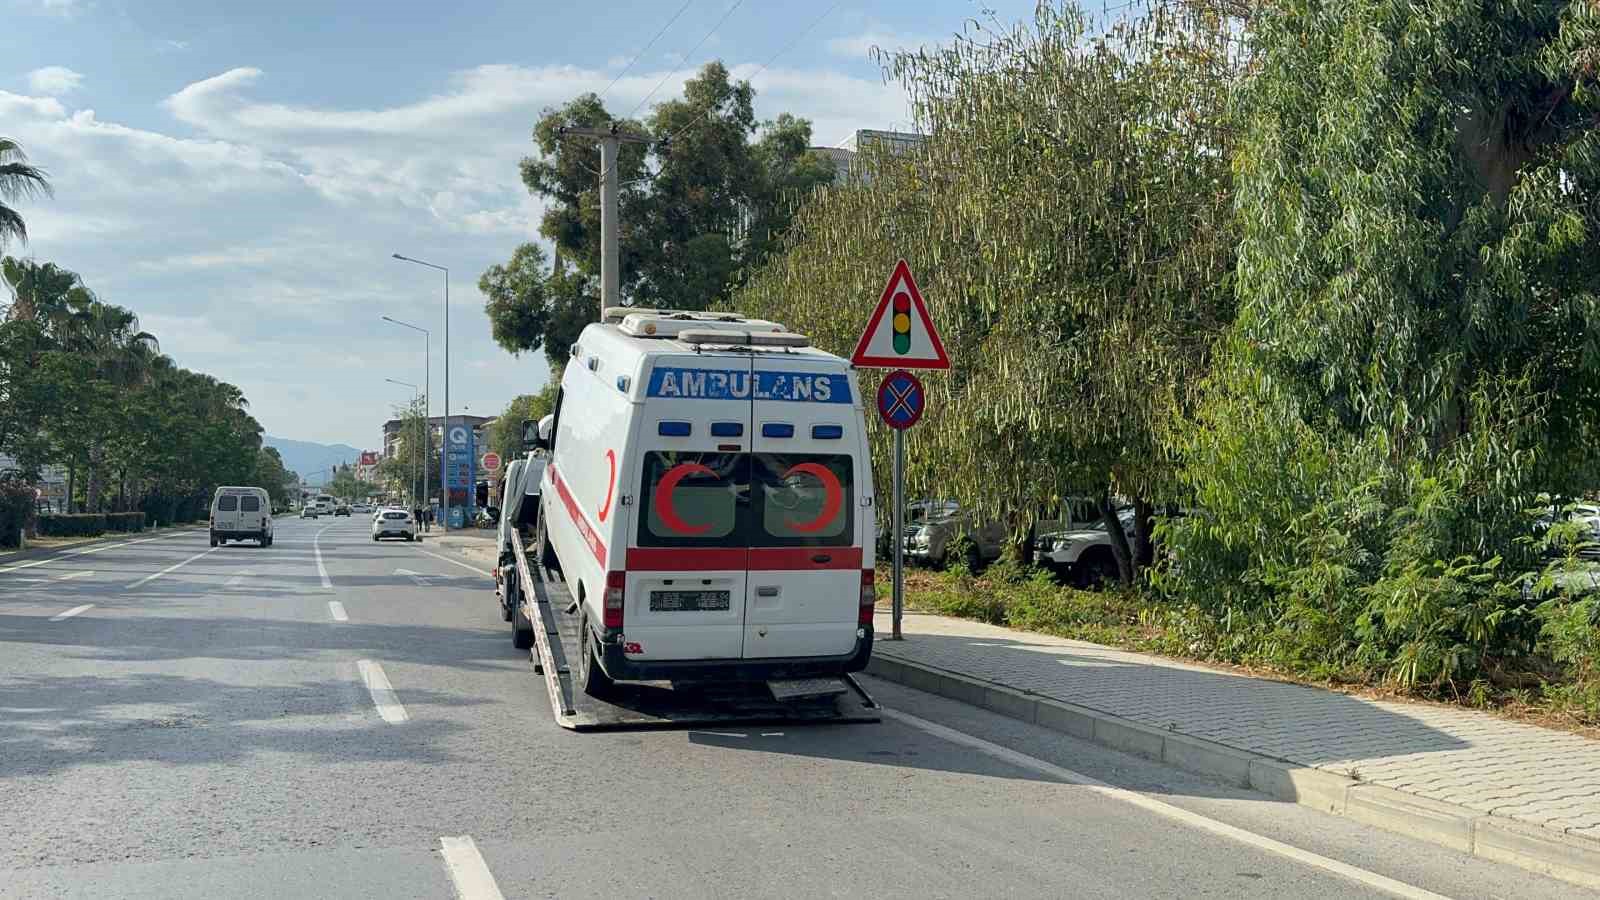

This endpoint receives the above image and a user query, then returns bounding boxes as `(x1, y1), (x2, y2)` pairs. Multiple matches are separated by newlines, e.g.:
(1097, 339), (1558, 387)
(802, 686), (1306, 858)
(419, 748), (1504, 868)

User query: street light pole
(380, 315), (431, 523)
(384, 378), (421, 506)
(386, 256), (449, 530)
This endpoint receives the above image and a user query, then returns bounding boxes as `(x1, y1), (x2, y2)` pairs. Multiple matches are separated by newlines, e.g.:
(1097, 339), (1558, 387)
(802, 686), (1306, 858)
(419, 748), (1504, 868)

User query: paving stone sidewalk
(871, 609), (1600, 844)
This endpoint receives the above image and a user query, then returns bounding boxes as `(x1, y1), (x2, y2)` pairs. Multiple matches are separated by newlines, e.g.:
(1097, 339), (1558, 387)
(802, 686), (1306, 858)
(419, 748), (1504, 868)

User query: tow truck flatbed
(511, 538), (880, 731)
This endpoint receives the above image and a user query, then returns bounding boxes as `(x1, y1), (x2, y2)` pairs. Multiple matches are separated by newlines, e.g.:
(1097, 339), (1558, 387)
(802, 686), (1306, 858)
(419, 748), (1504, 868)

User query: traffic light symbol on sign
(892, 291), (912, 354)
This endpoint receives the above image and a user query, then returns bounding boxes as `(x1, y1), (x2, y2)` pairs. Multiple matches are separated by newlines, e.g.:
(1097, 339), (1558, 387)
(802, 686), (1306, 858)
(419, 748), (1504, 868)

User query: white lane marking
(0, 533), (179, 574)
(357, 660), (408, 723)
(224, 569), (256, 589)
(394, 567), (434, 587)
(417, 548), (492, 578)
(50, 604), (94, 621)
(55, 571), (93, 581)
(313, 525), (332, 589)
(327, 601), (348, 622)
(438, 835), (505, 900)
(126, 547), (220, 590)
(8, 577), (47, 583)
(882, 708), (1452, 900)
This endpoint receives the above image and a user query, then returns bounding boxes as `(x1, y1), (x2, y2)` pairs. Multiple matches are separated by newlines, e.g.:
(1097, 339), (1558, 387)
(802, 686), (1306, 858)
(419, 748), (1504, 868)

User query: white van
(535, 309), (876, 695)
(210, 486), (273, 547)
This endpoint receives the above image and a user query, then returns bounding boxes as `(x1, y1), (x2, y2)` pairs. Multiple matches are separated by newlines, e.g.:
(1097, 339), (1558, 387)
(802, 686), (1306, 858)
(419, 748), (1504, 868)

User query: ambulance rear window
(638, 452), (746, 546)
(751, 453), (853, 546)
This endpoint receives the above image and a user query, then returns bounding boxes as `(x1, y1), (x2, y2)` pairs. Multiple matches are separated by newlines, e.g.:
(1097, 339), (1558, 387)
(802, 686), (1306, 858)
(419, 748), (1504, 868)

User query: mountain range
(264, 436), (364, 485)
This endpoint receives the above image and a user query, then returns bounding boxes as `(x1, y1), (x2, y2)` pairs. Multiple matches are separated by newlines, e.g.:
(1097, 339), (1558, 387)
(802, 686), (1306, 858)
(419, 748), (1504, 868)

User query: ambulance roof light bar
(679, 329), (809, 348)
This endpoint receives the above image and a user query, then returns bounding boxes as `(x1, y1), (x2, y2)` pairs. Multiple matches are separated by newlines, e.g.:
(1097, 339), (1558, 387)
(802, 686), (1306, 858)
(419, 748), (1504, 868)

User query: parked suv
(1036, 507), (1136, 586)
(902, 500), (1006, 569)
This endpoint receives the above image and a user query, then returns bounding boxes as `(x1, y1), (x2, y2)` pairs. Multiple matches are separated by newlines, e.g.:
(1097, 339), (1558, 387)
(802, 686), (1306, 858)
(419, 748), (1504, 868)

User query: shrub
(105, 512), (145, 533)
(0, 477), (35, 547)
(37, 513), (108, 537)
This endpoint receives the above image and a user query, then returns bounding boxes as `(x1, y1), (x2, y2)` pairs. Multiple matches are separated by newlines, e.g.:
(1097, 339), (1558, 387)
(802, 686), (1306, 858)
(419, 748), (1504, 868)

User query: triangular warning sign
(850, 259), (950, 370)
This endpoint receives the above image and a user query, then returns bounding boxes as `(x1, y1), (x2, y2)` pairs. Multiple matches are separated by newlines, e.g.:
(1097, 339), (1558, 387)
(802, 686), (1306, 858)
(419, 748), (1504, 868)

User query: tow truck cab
(538, 309), (876, 687)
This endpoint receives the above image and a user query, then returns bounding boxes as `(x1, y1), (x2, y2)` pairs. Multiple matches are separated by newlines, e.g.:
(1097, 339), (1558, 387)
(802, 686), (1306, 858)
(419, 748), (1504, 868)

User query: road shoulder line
(438, 835), (505, 900)
(883, 707), (1449, 900)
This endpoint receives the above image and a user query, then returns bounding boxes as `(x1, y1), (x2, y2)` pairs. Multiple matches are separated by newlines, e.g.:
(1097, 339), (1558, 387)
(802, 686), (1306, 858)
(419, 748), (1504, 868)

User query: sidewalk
(869, 609), (1600, 888)
(422, 529), (497, 568)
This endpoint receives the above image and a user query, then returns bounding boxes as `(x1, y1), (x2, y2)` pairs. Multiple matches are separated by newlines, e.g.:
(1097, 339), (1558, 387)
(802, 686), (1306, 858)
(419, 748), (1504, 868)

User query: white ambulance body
(536, 310), (876, 691)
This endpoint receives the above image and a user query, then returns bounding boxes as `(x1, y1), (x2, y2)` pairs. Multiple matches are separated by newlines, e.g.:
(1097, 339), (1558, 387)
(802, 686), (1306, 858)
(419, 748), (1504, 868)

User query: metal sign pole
(892, 428), (904, 640)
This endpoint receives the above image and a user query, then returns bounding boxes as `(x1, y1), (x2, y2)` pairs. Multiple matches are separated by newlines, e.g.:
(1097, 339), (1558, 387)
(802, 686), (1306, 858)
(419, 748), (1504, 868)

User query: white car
(536, 308), (875, 696)
(372, 509), (416, 541)
(1036, 508), (1136, 586)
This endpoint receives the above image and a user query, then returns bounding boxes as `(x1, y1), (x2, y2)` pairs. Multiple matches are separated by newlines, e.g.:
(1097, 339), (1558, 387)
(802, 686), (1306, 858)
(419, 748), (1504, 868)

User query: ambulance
(534, 309), (876, 695)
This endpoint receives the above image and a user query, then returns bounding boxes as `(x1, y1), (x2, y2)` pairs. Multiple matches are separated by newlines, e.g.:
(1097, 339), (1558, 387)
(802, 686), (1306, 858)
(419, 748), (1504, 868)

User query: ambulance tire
(537, 518), (560, 577)
(511, 593), (534, 650)
(577, 613), (613, 698)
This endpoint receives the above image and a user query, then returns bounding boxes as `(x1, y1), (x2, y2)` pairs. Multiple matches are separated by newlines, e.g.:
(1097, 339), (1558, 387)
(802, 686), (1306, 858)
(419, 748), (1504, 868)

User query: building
(810, 128), (929, 184)
(0, 454), (68, 512)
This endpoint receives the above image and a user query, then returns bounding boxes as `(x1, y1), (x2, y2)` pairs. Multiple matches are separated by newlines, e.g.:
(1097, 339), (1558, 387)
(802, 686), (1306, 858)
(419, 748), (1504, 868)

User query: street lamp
(385, 378), (421, 507)
(390, 253), (450, 531)
(380, 314), (432, 520)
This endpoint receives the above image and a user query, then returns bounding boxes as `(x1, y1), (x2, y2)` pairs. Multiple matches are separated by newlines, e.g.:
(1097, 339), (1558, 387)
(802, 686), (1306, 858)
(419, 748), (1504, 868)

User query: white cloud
(3, 55), (905, 443)
(164, 39), (189, 51)
(26, 66), (83, 96)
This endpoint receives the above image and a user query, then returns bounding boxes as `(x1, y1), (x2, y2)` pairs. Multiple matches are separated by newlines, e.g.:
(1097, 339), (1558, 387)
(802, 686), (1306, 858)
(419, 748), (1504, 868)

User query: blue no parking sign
(877, 369), (925, 430)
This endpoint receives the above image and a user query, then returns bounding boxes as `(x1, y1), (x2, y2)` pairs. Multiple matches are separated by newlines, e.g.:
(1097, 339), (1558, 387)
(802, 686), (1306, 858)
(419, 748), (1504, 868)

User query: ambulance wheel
(537, 518), (560, 576)
(511, 595), (534, 650)
(577, 613), (613, 698)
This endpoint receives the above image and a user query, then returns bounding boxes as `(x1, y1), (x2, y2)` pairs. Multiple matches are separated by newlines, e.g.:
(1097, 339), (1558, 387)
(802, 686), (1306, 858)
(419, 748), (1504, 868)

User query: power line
(598, 0), (696, 104)
(628, 0), (747, 120)
(657, 0), (843, 152)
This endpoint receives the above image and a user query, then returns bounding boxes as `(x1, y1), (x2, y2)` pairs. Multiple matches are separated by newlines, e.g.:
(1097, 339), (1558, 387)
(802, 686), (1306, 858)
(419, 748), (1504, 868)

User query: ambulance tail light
(604, 571), (626, 629)
(859, 570), (876, 625)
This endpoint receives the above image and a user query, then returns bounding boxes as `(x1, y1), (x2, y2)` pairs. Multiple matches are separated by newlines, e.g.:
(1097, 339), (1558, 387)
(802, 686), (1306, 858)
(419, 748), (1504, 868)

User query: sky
(1, 0), (1041, 449)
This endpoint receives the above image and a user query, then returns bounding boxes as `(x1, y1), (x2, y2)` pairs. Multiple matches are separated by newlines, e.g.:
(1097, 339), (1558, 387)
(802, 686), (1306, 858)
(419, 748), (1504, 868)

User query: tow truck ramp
(511, 539), (880, 731)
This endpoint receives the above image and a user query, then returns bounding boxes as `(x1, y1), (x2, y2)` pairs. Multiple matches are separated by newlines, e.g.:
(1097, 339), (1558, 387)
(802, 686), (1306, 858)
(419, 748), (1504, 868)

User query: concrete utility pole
(557, 124), (650, 316)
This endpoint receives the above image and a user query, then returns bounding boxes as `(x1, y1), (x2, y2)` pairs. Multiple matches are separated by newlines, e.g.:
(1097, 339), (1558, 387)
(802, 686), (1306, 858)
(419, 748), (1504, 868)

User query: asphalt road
(0, 516), (1586, 899)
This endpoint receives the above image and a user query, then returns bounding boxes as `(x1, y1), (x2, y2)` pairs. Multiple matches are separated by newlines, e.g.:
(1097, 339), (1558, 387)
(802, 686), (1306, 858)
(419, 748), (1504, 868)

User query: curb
(865, 652), (1600, 890)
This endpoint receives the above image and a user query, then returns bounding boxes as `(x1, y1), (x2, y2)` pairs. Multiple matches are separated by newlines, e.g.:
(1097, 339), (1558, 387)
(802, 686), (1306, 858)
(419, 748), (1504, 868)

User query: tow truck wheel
(511, 589), (534, 650)
(576, 613), (613, 698)
(500, 574), (516, 622)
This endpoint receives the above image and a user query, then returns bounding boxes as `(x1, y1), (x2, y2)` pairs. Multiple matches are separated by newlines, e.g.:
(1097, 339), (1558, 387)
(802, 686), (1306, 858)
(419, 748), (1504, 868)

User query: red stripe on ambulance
(551, 464), (607, 567)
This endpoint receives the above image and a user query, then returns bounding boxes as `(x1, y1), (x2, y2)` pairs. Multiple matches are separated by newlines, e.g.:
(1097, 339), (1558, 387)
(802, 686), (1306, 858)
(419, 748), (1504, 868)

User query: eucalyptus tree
(1165, 0), (1600, 686)
(737, 2), (1242, 582)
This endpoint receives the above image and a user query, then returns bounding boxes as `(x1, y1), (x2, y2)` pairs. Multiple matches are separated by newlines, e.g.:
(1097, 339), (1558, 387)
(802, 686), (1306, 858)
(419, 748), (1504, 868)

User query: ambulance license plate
(649, 590), (731, 612)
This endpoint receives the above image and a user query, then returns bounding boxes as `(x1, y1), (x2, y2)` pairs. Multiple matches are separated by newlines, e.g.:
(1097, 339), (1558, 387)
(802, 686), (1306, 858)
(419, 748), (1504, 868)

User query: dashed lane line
(327, 601), (348, 622)
(224, 569), (256, 589)
(50, 604), (94, 622)
(882, 708), (1452, 900)
(313, 526), (332, 589)
(126, 546), (221, 590)
(438, 835), (505, 900)
(357, 660), (408, 723)
(55, 571), (93, 581)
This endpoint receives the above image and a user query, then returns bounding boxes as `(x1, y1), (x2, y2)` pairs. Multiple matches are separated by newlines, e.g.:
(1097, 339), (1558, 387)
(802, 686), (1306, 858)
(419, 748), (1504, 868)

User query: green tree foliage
(253, 447), (296, 508)
(735, 3), (1240, 582)
(378, 396), (439, 505)
(0, 137), (50, 249)
(1, 255), (266, 526)
(485, 383), (559, 467)
(482, 62), (835, 367)
(1162, 0), (1600, 688)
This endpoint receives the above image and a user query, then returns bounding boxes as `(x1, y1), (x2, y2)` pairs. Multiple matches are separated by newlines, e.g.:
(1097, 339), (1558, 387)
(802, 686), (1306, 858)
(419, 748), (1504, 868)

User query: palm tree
(0, 138), (52, 249)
